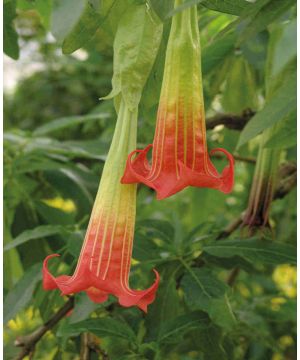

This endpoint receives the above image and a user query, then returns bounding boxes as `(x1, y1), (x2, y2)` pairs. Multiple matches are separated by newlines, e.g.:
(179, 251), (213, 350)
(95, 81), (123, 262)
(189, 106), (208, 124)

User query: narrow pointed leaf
(58, 318), (137, 342)
(4, 225), (65, 251)
(104, 4), (163, 109)
(181, 267), (236, 329)
(237, 72), (296, 147)
(62, 2), (102, 54)
(33, 114), (110, 136)
(203, 239), (296, 265)
(158, 311), (210, 343)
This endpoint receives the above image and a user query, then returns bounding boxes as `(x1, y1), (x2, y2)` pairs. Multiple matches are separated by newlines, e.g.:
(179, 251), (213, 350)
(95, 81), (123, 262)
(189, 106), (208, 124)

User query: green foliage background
(4, 0), (296, 359)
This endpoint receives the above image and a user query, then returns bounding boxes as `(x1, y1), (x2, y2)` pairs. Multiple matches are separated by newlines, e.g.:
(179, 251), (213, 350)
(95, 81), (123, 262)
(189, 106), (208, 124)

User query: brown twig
(216, 214), (244, 240)
(14, 296), (75, 360)
(212, 152), (256, 164)
(274, 162), (297, 199)
(80, 333), (91, 360)
(206, 109), (255, 131)
(80, 333), (109, 360)
(227, 268), (240, 287)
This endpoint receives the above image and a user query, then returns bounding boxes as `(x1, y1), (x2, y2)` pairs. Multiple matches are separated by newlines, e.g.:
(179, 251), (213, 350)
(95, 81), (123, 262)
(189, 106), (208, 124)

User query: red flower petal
(122, 146), (234, 200)
(43, 255), (159, 312)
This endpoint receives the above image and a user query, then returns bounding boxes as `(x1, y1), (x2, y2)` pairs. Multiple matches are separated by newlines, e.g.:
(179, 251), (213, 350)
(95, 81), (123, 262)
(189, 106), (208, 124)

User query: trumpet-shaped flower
(43, 100), (159, 312)
(122, 2), (234, 199)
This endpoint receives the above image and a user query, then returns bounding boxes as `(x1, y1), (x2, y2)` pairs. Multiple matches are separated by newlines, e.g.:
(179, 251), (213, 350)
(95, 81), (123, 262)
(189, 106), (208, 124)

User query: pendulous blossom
(43, 99), (159, 312)
(121, 1), (234, 200)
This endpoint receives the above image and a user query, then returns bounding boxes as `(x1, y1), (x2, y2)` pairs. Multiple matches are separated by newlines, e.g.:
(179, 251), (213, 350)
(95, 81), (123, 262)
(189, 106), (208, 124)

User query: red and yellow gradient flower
(43, 100), (159, 312)
(122, 1), (234, 200)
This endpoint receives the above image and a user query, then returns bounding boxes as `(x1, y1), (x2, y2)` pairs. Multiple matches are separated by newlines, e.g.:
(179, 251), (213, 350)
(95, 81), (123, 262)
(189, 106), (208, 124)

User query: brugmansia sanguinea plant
(43, 99), (159, 312)
(122, 0), (234, 199)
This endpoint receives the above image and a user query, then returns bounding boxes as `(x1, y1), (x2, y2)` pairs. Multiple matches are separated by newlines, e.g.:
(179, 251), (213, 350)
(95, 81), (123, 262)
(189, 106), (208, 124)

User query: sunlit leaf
(103, 4), (163, 109)
(51, 0), (85, 42)
(62, 2), (103, 54)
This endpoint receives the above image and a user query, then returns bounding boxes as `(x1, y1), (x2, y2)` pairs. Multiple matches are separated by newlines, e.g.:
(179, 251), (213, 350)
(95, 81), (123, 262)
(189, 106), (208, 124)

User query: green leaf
(271, 19), (297, 80)
(202, 252), (256, 273)
(133, 232), (162, 263)
(104, 4), (163, 109)
(51, 0), (85, 42)
(4, 263), (42, 323)
(136, 219), (175, 244)
(258, 298), (296, 323)
(200, 0), (251, 16)
(165, 0), (251, 20)
(34, 0), (52, 29)
(4, 225), (65, 251)
(59, 167), (94, 204)
(4, 221), (23, 290)
(158, 311), (210, 344)
(58, 318), (137, 342)
(33, 113), (110, 136)
(11, 153), (64, 174)
(69, 293), (114, 324)
(202, 32), (237, 75)
(181, 267), (236, 329)
(4, 132), (108, 160)
(222, 55), (258, 113)
(181, 267), (228, 309)
(133, 219), (176, 265)
(18, 0), (52, 29)
(4, 0), (19, 59)
(239, 0), (295, 43)
(148, 0), (173, 21)
(208, 295), (237, 330)
(237, 72), (296, 147)
(62, 2), (103, 54)
(264, 109), (296, 150)
(202, 239), (296, 265)
(35, 201), (75, 226)
(145, 265), (181, 341)
(60, 139), (109, 160)
(194, 325), (228, 360)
